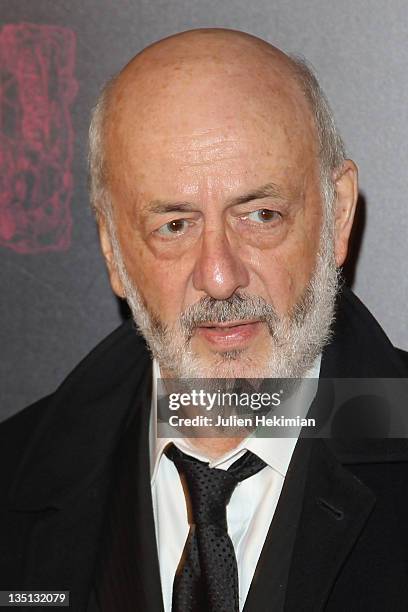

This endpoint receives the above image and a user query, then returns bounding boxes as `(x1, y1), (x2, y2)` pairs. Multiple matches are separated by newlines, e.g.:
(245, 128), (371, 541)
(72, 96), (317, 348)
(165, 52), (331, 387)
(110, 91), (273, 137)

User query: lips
(195, 320), (263, 349)
(198, 319), (258, 328)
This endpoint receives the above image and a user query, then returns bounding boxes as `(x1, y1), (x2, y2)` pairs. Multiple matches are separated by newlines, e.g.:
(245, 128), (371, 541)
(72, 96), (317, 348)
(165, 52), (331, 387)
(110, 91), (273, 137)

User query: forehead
(104, 59), (319, 201)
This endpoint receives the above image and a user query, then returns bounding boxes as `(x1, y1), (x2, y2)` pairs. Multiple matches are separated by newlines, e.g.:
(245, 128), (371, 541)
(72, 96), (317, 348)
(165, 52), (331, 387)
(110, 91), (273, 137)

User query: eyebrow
(148, 201), (195, 214)
(146, 182), (285, 214)
(228, 182), (285, 206)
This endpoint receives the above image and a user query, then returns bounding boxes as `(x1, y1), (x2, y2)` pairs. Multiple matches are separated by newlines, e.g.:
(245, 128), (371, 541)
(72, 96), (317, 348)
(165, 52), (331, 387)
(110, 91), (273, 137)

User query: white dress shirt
(150, 358), (321, 612)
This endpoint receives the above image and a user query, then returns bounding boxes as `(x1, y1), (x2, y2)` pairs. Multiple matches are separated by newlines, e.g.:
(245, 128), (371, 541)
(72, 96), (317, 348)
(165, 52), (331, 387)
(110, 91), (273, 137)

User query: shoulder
(0, 317), (151, 497)
(323, 287), (408, 377)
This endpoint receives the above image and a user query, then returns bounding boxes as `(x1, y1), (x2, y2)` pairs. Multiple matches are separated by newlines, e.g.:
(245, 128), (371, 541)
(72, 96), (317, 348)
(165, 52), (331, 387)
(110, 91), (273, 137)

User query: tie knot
(164, 444), (267, 527)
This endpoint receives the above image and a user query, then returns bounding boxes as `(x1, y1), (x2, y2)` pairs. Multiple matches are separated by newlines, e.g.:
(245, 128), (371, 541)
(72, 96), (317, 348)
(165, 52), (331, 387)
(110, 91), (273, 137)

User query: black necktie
(164, 444), (267, 612)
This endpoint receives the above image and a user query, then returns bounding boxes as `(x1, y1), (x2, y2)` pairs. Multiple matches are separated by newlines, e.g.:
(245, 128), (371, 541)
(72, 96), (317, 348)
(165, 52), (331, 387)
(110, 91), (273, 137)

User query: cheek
(246, 223), (321, 314)
(119, 231), (191, 321)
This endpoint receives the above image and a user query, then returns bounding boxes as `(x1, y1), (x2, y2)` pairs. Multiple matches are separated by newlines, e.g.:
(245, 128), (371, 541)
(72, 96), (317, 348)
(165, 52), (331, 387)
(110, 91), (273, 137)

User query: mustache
(179, 292), (281, 339)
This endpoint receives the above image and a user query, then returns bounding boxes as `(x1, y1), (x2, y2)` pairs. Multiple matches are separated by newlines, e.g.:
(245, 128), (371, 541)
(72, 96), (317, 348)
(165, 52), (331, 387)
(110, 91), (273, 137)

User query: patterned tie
(164, 444), (267, 612)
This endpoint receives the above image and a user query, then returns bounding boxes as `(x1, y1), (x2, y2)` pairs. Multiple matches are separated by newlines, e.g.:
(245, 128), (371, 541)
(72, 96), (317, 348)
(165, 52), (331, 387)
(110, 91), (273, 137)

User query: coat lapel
(243, 437), (375, 612)
(243, 439), (313, 612)
(278, 287), (398, 610)
(7, 322), (162, 611)
(93, 372), (164, 612)
(245, 285), (402, 612)
(283, 439), (375, 611)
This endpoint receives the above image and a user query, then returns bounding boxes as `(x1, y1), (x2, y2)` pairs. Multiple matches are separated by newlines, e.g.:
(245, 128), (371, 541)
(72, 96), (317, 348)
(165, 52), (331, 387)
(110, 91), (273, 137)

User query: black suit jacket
(1, 287), (408, 611)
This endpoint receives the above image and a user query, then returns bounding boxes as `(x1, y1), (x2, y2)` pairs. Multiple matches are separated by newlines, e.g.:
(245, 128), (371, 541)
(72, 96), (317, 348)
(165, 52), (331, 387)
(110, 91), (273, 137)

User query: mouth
(195, 320), (263, 349)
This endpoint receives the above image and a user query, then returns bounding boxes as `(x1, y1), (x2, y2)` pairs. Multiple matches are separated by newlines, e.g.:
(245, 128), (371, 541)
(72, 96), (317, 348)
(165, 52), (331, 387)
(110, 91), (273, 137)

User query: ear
(97, 215), (126, 298)
(333, 159), (359, 267)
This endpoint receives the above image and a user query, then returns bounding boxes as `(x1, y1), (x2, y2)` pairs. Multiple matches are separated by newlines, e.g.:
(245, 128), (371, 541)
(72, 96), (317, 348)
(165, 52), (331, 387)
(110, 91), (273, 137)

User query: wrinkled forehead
(102, 52), (319, 195)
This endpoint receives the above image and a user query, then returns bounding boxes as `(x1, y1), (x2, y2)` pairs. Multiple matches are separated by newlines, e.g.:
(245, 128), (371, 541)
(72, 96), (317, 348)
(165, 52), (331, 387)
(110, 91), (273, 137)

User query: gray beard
(107, 215), (339, 380)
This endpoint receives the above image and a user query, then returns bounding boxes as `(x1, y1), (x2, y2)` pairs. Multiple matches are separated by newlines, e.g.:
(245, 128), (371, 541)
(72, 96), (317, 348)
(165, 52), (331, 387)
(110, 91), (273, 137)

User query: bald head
(115, 28), (294, 88)
(89, 28), (345, 222)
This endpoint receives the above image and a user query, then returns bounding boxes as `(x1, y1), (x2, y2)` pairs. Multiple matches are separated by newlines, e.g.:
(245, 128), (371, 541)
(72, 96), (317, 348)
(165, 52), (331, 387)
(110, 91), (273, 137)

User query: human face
(101, 64), (330, 378)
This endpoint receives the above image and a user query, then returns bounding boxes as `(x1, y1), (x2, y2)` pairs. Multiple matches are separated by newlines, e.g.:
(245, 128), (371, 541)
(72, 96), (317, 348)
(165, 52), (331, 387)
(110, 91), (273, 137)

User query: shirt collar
(149, 356), (321, 483)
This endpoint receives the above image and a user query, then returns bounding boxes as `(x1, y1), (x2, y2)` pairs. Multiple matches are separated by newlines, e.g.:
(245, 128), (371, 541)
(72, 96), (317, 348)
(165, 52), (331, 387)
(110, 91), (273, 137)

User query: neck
(158, 364), (247, 459)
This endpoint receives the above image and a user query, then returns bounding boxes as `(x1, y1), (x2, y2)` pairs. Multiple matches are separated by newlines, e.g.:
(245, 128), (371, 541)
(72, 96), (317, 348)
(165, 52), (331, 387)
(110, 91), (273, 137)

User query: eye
(156, 219), (189, 236)
(246, 209), (281, 223)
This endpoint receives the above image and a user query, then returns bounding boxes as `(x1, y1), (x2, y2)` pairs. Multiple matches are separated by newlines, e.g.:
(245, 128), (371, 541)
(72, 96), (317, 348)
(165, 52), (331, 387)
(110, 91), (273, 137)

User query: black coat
(1, 287), (408, 611)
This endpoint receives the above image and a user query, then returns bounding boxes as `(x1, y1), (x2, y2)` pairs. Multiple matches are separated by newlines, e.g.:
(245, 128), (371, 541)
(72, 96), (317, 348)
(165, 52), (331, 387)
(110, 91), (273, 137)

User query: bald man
(1, 29), (408, 612)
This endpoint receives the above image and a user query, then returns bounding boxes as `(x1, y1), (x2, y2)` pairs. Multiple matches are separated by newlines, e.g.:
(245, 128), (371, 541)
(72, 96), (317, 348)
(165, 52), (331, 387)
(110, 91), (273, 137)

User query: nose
(192, 228), (250, 300)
